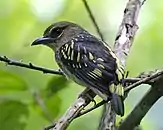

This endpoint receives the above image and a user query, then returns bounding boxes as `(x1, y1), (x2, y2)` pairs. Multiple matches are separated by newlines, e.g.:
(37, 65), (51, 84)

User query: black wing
(58, 33), (120, 96)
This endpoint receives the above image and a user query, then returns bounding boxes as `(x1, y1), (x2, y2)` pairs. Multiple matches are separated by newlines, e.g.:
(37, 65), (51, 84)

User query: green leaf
(45, 94), (61, 119)
(0, 100), (29, 130)
(45, 76), (69, 97)
(0, 70), (27, 94)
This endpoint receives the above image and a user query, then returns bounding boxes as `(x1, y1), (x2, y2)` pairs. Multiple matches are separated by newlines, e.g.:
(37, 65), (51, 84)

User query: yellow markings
(83, 47), (87, 53)
(92, 68), (102, 77)
(65, 44), (69, 51)
(102, 41), (112, 52)
(116, 62), (125, 80)
(115, 87), (120, 96)
(63, 53), (67, 59)
(68, 41), (75, 60)
(78, 63), (82, 68)
(116, 85), (124, 96)
(107, 47), (125, 81)
(101, 40), (125, 79)
(87, 73), (94, 79)
(71, 50), (74, 60)
(93, 60), (96, 63)
(87, 72), (98, 79)
(72, 64), (75, 68)
(117, 69), (123, 80)
(77, 52), (80, 62)
(84, 63), (88, 67)
(89, 52), (94, 60)
(97, 58), (104, 62)
(67, 46), (71, 57)
(109, 84), (124, 96)
(109, 84), (116, 94)
(71, 40), (74, 49)
(97, 64), (105, 69)
(61, 49), (67, 59)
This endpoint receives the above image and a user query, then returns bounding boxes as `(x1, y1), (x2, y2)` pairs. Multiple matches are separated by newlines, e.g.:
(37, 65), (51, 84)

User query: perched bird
(31, 21), (125, 116)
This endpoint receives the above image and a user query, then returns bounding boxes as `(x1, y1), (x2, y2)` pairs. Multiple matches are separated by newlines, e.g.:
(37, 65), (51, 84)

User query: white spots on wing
(77, 52), (80, 62)
(71, 50), (74, 60)
(83, 46), (87, 54)
(109, 84), (124, 96)
(65, 43), (68, 51)
(71, 40), (74, 49)
(76, 45), (81, 62)
(84, 63), (87, 67)
(92, 68), (102, 77)
(61, 48), (67, 59)
(97, 64), (105, 69)
(67, 46), (71, 57)
(89, 52), (94, 60)
(87, 72), (98, 79)
(72, 64), (75, 68)
(97, 58), (104, 62)
(93, 60), (96, 63)
(78, 63), (82, 68)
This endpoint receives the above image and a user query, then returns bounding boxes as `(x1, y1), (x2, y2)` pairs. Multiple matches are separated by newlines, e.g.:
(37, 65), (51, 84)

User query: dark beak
(31, 37), (55, 46)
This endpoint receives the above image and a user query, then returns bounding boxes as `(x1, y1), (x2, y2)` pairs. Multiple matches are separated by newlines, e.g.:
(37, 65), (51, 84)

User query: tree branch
(0, 56), (63, 75)
(114, 0), (144, 66)
(52, 89), (96, 130)
(82, 0), (104, 41)
(75, 69), (163, 119)
(118, 73), (163, 130)
(100, 0), (145, 129)
(0, 0), (160, 130)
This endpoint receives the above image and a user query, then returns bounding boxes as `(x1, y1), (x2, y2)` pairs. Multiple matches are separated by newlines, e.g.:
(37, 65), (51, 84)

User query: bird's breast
(55, 51), (85, 86)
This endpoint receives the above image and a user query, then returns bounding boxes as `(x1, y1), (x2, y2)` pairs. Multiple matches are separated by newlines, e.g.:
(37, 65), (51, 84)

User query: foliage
(0, 0), (163, 129)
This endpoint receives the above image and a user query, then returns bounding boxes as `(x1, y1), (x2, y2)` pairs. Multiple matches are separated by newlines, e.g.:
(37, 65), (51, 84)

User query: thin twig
(118, 74), (163, 130)
(32, 91), (54, 123)
(82, 0), (104, 41)
(0, 56), (154, 86)
(75, 100), (107, 118)
(125, 70), (163, 92)
(0, 56), (63, 75)
(123, 78), (152, 84)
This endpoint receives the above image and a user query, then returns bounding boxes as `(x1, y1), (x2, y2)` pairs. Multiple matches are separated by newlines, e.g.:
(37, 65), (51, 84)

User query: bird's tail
(111, 93), (124, 116)
(109, 84), (124, 116)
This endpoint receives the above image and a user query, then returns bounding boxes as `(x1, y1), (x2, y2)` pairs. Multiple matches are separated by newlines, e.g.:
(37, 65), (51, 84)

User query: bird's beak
(31, 37), (55, 46)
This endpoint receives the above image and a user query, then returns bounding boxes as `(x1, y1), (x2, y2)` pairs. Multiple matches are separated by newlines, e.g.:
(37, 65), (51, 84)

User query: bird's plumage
(32, 21), (125, 116)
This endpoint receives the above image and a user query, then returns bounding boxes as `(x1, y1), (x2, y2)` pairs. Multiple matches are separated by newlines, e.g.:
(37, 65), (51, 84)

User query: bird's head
(31, 21), (85, 50)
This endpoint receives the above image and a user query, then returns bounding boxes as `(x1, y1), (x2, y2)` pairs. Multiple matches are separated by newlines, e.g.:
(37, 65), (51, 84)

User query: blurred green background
(0, 0), (163, 130)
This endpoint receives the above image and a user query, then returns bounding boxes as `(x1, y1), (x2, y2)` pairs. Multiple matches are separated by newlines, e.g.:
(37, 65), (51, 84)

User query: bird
(31, 21), (125, 116)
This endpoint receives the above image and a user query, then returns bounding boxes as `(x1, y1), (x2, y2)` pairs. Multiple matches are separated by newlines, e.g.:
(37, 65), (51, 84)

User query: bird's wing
(58, 34), (124, 96)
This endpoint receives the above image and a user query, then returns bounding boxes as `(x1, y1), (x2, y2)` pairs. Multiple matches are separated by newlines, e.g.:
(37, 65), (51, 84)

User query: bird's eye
(50, 27), (63, 38)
